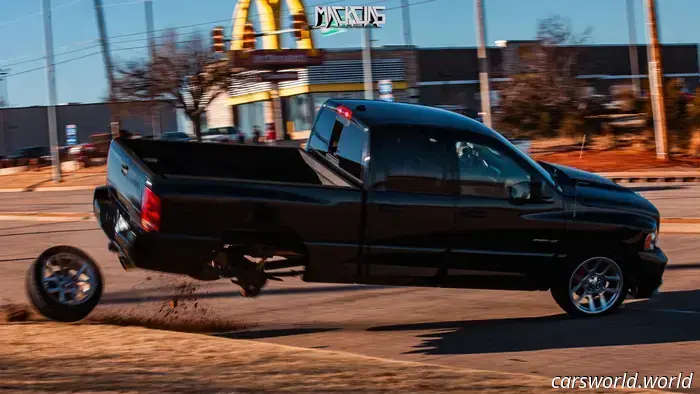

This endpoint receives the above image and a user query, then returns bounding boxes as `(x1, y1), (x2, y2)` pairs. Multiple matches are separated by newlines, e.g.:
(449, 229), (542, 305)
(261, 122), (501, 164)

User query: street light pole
(42, 0), (61, 183)
(475, 0), (492, 128)
(145, 0), (161, 138)
(400, 0), (413, 46)
(362, 27), (374, 100)
(626, 0), (641, 97)
(644, 0), (669, 160)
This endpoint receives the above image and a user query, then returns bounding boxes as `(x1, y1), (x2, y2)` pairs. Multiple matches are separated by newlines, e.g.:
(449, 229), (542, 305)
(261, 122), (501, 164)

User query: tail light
(644, 231), (657, 251)
(141, 186), (161, 232)
(336, 105), (352, 119)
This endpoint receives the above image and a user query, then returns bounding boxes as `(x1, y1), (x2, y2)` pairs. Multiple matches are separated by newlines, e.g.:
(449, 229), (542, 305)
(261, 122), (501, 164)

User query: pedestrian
(252, 126), (262, 144)
(265, 123), (276, 144)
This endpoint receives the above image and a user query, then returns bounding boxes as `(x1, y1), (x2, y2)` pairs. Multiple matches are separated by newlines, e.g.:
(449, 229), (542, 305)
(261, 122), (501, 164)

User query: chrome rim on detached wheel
(568, 257), (623, 314)
(41, 253), (97, 305)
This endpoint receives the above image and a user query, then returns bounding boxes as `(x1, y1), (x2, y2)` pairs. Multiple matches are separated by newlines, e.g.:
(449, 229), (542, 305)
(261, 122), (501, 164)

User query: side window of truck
(368, 125), (453, 194)
(454, 134), (532, 199)
(334, 122), (368, 181)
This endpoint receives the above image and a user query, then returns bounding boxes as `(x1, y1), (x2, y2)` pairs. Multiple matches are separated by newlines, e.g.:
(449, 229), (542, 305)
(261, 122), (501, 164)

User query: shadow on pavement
(367, 289), (700, 355)
(102, 284), (387, 305)
(216, 327), (340, 340)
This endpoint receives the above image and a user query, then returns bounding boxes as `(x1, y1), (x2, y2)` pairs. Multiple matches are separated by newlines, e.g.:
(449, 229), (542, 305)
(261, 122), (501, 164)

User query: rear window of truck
(308, 108), (368, 182)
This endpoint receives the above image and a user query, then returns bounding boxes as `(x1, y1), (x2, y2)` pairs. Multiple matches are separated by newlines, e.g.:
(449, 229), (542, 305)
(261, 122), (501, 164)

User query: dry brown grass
(0, 319), (672, 393)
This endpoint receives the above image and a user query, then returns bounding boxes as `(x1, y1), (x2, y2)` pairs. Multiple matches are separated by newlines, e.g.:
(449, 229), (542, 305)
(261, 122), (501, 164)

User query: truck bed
(121, 138), (352, 187)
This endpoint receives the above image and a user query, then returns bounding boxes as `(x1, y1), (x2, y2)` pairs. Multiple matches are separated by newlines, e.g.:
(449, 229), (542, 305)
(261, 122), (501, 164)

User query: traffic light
(242, 22), (256, 50)
(291, 12), (307, 40)
(211, 26), (225, 53)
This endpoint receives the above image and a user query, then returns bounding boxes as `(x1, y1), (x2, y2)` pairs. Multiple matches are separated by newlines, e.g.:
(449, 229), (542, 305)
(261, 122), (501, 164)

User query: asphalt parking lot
(1, 186), (699, 391)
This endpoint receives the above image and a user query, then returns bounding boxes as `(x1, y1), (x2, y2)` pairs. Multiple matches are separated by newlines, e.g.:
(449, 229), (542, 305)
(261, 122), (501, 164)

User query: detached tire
(551, 255), (628, 318)
(26, 246), (103, 322)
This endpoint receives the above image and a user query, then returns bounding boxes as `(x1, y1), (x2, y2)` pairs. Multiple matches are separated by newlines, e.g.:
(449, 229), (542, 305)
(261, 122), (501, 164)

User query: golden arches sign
(231, 0), (315, 50)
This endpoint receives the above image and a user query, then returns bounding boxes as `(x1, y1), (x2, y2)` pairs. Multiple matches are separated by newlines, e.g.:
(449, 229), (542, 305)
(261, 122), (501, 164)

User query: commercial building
(206, 42), (699, 138)
(418, 42), (700, 112)
(0, 101), (178, 156)
(207, 46), (419, 138)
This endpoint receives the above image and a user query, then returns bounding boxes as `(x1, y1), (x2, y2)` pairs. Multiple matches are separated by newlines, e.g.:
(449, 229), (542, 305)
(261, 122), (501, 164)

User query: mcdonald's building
(203, 0), (420, 139)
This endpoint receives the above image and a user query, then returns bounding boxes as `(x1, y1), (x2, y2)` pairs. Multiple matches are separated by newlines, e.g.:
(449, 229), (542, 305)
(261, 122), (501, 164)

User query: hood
(538, 162), (624, 190)
(538, 161), (660, 222)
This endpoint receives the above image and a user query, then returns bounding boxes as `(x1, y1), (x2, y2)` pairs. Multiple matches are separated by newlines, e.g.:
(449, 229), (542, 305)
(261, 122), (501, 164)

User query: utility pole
(145, 0), (156, 60)
(644, 0), (669, 160)
(362, 28), (374, 100)
(400, 0), (413, 46)
(145, 0), (161, 137)
(42, 0), (61, 182)
(475, 0), (492, 128)
(93, 0), (115, 100)
(626, 0), (641, 97)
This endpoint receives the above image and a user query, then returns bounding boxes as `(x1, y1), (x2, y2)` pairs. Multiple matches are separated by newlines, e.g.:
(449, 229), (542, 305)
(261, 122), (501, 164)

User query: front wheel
(551, 256), (627, 318)
(26, 246), (103, 322)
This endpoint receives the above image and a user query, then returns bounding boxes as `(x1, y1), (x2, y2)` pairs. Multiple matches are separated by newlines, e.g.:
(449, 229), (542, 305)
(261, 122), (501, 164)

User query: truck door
(361, 125), (456, 285)
(447, 131), (567, 289)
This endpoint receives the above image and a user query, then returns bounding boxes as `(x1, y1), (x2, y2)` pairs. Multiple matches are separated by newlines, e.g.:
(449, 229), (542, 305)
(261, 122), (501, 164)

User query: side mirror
(509, 181), (532, 202)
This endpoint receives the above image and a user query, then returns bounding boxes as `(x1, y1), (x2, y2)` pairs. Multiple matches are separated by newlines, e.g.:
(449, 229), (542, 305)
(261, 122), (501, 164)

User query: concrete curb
(599, 172), (700, 184)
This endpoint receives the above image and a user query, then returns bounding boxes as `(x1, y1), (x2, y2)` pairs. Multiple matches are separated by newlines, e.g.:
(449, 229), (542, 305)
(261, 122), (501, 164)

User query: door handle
(121, 164), (129, 176)
(460, 209), (487, 218)
(378, 204), (402, 213)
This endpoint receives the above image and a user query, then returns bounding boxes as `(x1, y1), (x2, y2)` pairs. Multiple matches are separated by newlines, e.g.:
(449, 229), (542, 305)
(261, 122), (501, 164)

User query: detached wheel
(551, 256), (627, 318)
(26, 246), (103, 322)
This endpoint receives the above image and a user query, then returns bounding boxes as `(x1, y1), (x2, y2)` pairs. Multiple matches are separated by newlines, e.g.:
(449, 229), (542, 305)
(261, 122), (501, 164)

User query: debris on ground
(0, 303), (33, 322)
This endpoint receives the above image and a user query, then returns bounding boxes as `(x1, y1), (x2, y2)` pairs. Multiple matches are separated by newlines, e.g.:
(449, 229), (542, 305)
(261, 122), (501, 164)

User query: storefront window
(236, 101), (266, 137)
(283, 94), (314, 133)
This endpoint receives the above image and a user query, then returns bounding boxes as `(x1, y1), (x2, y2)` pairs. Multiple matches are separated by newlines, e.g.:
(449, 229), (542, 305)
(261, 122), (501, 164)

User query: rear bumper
(633, 248), (668, 298)
(93, 188), (218, 275)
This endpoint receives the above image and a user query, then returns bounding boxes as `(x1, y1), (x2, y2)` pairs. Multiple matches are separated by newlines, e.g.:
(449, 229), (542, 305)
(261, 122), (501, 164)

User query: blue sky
(0, 0), (698, 107)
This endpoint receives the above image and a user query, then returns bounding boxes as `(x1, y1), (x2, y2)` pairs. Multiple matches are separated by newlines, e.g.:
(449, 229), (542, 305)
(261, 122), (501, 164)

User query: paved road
(1, 183), (700, 218)
(0, 190), (93, 214)
(1, 218), (700, 391)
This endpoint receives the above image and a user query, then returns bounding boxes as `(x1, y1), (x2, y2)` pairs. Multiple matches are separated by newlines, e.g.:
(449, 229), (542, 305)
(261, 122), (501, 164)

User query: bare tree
(496, 16), (592, 137)
(112, 30), (230, 141)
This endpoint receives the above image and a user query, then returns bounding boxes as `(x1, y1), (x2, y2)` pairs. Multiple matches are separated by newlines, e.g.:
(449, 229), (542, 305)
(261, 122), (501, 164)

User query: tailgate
(105, 139), (154, 224)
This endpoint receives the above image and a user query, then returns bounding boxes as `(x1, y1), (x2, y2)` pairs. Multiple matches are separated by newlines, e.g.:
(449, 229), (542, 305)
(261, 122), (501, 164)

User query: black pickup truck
(28, 99), (668, 321)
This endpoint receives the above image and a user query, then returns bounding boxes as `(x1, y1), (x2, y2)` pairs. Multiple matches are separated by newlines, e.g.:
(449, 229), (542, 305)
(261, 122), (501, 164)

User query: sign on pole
(230, 49), (324, 69)
(378, 80), (394, 102)
(255, 71), (299, 82)
(66, 124), (77, 146)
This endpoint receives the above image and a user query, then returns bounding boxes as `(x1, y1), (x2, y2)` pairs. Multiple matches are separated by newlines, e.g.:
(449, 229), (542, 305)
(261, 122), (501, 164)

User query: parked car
(160, 132), (192, 142)
(201, 126), (242, 143)
(8, 146), (50, 167)
(26, 99), (667, 322)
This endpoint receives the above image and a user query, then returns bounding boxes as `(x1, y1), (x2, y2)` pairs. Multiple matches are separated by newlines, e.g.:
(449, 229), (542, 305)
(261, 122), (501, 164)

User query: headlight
(644, 231), (658, 251)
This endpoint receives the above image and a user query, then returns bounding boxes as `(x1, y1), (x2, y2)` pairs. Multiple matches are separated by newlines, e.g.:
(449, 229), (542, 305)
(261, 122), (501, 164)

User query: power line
(0, 0), (86, 29)
(3, 39), (202, 78)
(2, 0), (439, 78)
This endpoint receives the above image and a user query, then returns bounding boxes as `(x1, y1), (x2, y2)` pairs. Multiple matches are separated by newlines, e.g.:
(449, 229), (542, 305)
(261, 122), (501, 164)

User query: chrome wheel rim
(41, 253), (97, 306)
(569, 257), (623, 314)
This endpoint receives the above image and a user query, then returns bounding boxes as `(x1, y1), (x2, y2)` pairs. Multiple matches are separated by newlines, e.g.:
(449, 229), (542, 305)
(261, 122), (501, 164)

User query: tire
(551, 255), (628, 318)
(26, 246), (103, 322)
